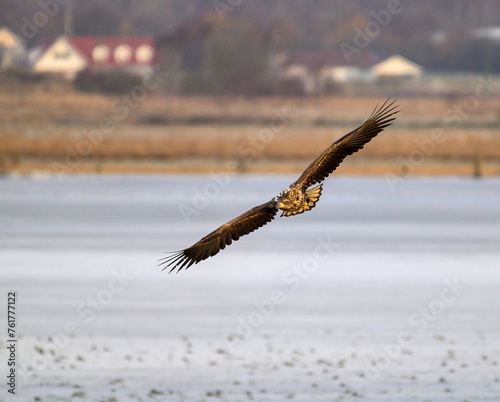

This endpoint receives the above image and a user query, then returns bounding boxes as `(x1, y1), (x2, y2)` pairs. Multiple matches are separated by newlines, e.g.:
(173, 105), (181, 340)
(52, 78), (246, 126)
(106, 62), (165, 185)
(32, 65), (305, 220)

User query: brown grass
(1, 92), (500, 176)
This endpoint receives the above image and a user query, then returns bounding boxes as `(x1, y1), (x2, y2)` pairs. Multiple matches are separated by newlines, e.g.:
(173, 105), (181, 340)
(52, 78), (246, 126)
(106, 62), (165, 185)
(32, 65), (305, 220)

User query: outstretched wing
(294, 99), (399, 189)
(160, 200), (278, 273)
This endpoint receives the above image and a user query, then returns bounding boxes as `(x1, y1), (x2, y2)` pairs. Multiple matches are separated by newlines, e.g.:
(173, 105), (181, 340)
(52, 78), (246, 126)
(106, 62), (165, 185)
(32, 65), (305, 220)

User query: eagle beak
(278, 202), (286, 209)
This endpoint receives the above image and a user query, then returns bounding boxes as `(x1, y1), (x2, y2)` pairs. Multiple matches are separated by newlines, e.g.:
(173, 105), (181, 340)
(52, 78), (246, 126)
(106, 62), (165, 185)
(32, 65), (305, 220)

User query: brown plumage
(161, 202), (278, 272)
(161, 99), (398, 273)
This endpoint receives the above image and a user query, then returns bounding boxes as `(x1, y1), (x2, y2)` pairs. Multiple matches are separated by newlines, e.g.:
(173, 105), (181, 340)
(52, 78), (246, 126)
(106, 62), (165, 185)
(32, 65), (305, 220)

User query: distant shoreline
(2, 156), (497, 178)
(1, 93), (499, 177)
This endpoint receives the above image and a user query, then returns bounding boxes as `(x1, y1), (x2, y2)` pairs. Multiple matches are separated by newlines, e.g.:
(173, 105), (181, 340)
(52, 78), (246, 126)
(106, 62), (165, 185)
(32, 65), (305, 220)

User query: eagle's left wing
(293, 99), (398, 189)
(161, 200), (278, 273)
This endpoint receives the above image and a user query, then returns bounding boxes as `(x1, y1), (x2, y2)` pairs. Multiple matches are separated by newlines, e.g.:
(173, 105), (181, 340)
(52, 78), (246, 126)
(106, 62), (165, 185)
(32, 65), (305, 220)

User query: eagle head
(277, 199), (292, 211)
(277, 188), (304, 211)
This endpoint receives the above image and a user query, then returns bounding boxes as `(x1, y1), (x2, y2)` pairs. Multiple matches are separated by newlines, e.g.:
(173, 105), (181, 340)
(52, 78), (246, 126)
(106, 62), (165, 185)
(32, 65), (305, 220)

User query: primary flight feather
(161, 99), (398, 273)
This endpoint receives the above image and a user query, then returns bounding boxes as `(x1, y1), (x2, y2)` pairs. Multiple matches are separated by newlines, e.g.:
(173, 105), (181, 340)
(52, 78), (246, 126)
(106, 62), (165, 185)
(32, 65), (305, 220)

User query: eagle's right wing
(160, 200), (278, 273)
(294, 99), (398, 189)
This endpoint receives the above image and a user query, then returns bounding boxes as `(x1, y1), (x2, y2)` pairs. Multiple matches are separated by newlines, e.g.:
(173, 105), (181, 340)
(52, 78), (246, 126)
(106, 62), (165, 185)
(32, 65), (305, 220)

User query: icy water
(1, 174), (499, 401)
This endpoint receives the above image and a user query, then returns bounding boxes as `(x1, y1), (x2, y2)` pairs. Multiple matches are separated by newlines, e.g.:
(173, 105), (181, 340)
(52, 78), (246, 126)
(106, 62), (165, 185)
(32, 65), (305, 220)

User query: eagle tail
(304, 183), (323, 211)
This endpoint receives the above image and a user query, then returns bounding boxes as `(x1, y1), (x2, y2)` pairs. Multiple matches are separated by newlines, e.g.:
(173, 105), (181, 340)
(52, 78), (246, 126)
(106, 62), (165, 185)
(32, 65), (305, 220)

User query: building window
(54, 51), (71, 59)
(93, 44), (109, 63)
(114, 44), (132, 64)
(136, 44), (154, 64)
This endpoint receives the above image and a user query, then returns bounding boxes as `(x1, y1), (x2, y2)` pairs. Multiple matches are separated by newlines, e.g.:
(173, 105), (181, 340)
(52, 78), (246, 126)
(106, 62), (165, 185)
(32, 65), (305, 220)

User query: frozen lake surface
(1, 174), (500, 401)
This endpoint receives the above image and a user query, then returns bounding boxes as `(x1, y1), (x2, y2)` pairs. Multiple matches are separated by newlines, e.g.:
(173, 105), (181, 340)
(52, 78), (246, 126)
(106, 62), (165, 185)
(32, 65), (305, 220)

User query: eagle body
(276, 184), (323, 217)
(161, 100), (399, 273)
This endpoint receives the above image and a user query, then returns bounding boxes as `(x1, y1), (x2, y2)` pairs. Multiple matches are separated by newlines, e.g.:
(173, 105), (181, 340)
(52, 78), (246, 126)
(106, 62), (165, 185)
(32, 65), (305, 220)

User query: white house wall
(33, 37), (87, 78)
(0, 27), (26, 69)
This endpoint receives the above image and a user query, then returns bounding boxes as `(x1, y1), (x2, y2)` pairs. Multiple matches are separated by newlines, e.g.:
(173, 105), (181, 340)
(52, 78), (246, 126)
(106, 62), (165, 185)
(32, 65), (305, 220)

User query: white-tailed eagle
(161, 99), (398, 273)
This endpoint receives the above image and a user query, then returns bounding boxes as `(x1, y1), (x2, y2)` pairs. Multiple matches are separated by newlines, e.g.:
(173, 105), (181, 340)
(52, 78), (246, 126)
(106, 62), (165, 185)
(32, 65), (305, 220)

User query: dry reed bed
(2, 125), (500, 160)
(2, 93), (500, 124)
(1, 94), (500, 169)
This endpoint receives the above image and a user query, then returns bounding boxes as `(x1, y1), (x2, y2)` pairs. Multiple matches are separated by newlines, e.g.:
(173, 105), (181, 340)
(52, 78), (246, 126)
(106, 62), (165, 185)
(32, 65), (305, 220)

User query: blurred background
(2, 2), (500, 400)
(1, 0), (500, 176)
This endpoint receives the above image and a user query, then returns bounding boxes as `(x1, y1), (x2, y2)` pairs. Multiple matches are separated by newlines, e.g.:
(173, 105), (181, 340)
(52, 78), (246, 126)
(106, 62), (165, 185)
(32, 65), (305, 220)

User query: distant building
(370, 55), (424, 81)
(283, 64), (316, 95)
(0, 27), (26, 69)
(29, 35), (157, 79)
(282, 49), (377, 94)
(472, 26), (500, 42)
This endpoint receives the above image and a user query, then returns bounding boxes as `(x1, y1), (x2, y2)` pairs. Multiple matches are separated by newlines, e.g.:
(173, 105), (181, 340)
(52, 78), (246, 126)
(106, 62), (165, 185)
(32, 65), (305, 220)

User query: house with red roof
(30, 35), (156, 79)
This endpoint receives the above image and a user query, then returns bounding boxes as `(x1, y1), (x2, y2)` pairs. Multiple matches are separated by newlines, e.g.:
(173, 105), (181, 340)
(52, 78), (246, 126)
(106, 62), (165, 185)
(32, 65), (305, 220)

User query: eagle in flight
(162, 99), (398, 273)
